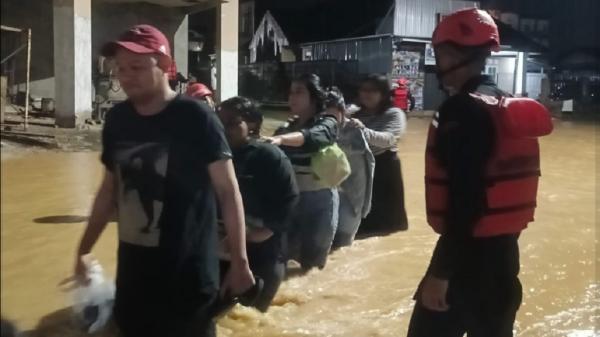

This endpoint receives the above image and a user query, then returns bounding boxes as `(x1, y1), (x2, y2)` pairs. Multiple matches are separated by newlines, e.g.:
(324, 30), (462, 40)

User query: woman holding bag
(265, 74), (340, 272)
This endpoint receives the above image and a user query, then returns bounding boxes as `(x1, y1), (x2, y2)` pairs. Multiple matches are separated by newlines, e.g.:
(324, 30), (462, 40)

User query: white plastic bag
(72, 260), (115, 334)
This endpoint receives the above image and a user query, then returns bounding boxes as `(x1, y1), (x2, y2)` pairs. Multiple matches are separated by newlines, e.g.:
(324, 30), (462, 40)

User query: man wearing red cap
(74, 25), (254, 337)
(407, 9), (552, 337)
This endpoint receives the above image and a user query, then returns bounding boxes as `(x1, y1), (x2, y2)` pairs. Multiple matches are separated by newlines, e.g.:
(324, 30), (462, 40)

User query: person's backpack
(311, 143), (351, 188)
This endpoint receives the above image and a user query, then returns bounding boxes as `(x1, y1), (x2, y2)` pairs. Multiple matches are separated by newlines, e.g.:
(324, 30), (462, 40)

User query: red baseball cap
(186, 83), (213, 98)
(101, 24), (172, 59)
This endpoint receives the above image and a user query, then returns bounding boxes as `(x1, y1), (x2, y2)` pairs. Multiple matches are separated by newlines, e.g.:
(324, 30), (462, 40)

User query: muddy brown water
(1, 118), (597, 337)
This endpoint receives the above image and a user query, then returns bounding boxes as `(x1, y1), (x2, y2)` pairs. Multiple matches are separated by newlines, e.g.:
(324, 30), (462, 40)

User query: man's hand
(349, 118), (365, 129)
(220, 260), (255, 298)
(420, 275), (450, 312)
(263, 136), (283, 146)
(246, 227), (274, 243)
(74, 255), (89, 283)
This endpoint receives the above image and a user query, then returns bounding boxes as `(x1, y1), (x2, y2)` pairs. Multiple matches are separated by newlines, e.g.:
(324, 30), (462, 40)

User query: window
(303, 49), (313, 61)
(484, 65), (498, 83)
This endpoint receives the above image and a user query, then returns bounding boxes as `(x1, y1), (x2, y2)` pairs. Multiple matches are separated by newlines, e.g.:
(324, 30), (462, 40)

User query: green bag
(311, 143), (351, 188)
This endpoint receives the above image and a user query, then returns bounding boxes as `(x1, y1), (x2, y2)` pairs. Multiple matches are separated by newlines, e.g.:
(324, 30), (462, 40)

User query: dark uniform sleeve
(428, 94), (495, 279)
(255, 146), (299, 233)
(299, 115), (338, 152)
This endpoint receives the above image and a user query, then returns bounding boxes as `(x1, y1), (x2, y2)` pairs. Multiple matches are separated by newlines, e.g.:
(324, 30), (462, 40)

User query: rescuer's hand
(420, 275), (450, 312)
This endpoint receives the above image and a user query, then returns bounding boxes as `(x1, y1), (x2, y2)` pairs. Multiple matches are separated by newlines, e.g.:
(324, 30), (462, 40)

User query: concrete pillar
(216, 0), (239, 102)
(174, 15), (189, 79)
(53, 0), (92, 128)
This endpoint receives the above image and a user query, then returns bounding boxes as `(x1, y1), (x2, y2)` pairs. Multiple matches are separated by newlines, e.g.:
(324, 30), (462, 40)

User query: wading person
(324, 88), (375, 249)
(186, 82), (216, 110)
(352, 74), (409, 235)
(265, 74), (339, 271)
(73, 25), (254, 337)
(407, 9), (553, 337)
(217, 97), (299, 312)
(392, 77), (415, 113)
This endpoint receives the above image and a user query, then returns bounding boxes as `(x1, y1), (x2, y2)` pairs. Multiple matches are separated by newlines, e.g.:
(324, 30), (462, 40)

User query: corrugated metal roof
(393, 0), (479, 38)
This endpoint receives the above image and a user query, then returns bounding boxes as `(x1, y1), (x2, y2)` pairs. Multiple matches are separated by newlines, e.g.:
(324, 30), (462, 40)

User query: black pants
(358, 151), (408, 235)
(407, 235), (522, 337)
(115, 293), (216, 337)
(219, 250), (285, 313)
(248, 257), (286, 312)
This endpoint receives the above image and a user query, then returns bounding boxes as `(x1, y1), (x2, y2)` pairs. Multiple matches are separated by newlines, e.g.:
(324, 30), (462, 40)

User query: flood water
(1, 118), (598, 337)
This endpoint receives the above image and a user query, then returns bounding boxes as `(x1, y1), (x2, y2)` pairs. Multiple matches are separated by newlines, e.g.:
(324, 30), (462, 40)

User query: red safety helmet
(186, 83), (213, 98)
(432, 8), (500, 52)
(397, 77), (409, 87)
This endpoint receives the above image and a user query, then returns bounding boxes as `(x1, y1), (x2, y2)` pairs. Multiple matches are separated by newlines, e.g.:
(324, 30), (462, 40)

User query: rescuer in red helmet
(407, 8), (553, 337)
(392, 77), (415, 112)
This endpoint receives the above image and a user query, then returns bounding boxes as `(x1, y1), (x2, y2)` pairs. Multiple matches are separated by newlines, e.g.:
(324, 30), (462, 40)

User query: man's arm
(208, 159), (254, 295)
(74, 170), (116, 280)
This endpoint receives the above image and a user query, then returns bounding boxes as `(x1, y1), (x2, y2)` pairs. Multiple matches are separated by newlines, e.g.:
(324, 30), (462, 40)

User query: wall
(92, 2), (189, 78)
(488, 56), (516, 93)
(1, 0), (189, 100)
(526, 73), (546, 99)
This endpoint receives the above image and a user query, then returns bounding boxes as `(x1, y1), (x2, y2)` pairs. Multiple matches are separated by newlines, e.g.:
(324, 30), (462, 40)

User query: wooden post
(24, 28), (31, 131)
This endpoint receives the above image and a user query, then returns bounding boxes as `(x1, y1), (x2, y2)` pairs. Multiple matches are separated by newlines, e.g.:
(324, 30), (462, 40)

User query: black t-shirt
(101, 96), (231, 316)
(230, 141), (299, 262)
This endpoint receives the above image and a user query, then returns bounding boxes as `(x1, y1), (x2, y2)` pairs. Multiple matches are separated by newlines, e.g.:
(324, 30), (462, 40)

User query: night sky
(479, 0), (600, 55)
(262, 0), (599, 56)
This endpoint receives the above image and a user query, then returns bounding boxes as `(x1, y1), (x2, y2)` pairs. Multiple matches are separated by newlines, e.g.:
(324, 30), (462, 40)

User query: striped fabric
(354, 107), (407, 155)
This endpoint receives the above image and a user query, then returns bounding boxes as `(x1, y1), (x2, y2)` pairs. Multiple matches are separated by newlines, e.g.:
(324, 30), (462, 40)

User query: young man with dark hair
(217, 96), (299, 311)
(74, 25), (254, 337)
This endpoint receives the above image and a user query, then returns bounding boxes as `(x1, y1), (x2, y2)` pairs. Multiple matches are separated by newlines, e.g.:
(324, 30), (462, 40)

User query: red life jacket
(425, 93), (553, 237)
(393, 86), (409, 110)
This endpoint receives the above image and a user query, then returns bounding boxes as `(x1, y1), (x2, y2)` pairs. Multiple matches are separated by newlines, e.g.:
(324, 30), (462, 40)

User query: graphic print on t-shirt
(114, 142), (169, 247)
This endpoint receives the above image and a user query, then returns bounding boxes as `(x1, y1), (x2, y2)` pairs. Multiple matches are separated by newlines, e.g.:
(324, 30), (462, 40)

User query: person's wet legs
(249, 258), (286, 312)
(408, 236), (522, 337)
(407, 301), (465, 337)
(292, 189), (339, 270)
(332, 192), (362, 249)
(358, 152), (408, 235)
